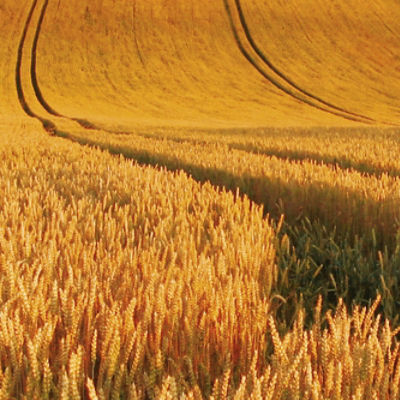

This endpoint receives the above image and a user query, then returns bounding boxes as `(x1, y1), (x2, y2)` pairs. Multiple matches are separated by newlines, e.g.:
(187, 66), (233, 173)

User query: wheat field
(1, 0), (400, 398)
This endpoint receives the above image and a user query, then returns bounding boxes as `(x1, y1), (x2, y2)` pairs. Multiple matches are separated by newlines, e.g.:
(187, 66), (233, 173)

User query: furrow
(15, 0), (55, 132)
(222, 0), (370, 125)
(30, 0), (62, 117)
(223, 0), (395, 125)
(232, 0), (380, 124)
(29, 0), (101, 130)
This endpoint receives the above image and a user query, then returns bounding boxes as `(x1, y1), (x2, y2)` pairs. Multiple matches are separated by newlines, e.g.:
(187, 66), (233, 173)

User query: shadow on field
(54, 129), (400, 326)
(128, 127), (400, 178)
(55, 130), (399, 247)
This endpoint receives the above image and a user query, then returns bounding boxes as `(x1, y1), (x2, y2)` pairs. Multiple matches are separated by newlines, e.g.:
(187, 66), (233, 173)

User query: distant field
(1, 0), (400, 399)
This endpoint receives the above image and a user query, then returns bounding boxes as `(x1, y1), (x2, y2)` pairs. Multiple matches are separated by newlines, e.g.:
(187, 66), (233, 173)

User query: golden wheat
(2, 0), (400, 398)
(128, 126), (400, 177)
(62, 128), (400, 245)
(1, 127), (400, 399)
(0, 129), (276, 398)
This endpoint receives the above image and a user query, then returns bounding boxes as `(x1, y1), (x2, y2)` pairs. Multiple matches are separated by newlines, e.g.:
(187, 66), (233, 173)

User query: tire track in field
(232, 0), (377, 123)
(222, 0), (369, 125)
(15, 0), (56, 132)
(223, 0), (396, 126)
(16, 0), (100, 132)
(17, 0), (134, 139)
(30, 0), (100, 130)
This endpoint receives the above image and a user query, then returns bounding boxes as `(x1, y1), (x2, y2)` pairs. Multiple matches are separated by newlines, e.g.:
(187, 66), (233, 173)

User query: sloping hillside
(2, 0), (400, 131)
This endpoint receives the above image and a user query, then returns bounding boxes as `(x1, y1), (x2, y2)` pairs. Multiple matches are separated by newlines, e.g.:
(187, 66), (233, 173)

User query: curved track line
(15, 0), (56, 132)
(25, 0), (127, 135)
(30, 0), (100, 130)
(233, 0), (379, 124)
(222, 0), (372, 125)
(15, 0), (38, 118)
(31, 0), (62, 117)
(224, 0), (399, 125)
